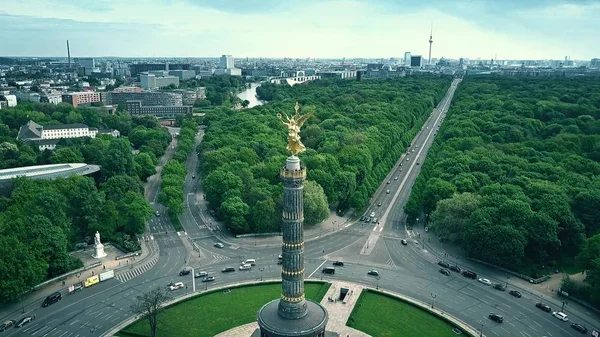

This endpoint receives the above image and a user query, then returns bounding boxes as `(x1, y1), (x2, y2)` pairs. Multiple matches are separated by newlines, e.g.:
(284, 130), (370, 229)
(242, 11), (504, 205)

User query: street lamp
(477, 320), (485, 337)
(562, 301), (568, 312)
(505, 274), (511, 288)
(430, 293), (437, 309)
(376, 276), (381, 290)
(259, 267), (265, 281)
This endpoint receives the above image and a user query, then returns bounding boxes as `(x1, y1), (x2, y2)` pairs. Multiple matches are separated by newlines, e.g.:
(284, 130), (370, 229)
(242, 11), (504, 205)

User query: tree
(134, 152), (157, 181)
(101, 175), (143, 202)
(241, 100), (250, 108)
(430, 193), (481, 243)
(130, 286), (171, 337)
(250, 198), (277, 233)
(119, 191), (153, 234)
(51, 147), (84, 164)
(303, 181), (329, 226)
(102, 138), (135, 178)
(422, 178), (457, 214)
(220, 196), (250, 233)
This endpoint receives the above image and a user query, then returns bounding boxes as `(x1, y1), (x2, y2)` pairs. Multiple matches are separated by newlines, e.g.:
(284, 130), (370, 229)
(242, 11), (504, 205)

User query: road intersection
(2, 79), (598, 337)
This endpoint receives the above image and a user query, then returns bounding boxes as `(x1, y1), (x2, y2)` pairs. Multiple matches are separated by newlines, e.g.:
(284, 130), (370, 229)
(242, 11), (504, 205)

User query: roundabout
(109, 280), (479, 337)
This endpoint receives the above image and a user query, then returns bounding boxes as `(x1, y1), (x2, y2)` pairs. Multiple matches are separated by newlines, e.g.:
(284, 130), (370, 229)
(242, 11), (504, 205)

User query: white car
(239, 263), (252, 270)
(214, 242), (224, 248)
(169, 282), (184, 291)
(478, 278), (492, 286)
(552, 311), (568, 321)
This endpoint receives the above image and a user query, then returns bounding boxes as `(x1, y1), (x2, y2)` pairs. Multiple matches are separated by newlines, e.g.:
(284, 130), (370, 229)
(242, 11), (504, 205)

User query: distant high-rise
(411, 55), (423, 67)
(404, 52), (412, 66)
(428, 23), (433, 66)
(591, 58), (600, 68)
(220, 55), (235, 69)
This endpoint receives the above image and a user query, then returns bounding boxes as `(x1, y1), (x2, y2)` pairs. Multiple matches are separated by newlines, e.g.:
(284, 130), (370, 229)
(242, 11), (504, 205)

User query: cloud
(1, 0), (598, 59)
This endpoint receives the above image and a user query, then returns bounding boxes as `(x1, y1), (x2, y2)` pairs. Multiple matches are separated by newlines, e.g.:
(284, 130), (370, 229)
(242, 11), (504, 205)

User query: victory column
(256, 103), (329, 337)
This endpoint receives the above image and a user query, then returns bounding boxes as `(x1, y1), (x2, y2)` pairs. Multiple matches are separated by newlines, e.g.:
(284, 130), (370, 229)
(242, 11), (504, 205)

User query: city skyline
(1, 0), (599, 60)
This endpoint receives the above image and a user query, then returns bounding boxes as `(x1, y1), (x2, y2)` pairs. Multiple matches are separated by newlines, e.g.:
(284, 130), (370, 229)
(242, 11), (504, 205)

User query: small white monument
(93, 231), (107, 259)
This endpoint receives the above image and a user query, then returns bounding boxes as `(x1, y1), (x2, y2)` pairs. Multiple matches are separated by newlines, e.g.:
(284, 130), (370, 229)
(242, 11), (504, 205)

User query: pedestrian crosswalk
(115, 255), (159, 283)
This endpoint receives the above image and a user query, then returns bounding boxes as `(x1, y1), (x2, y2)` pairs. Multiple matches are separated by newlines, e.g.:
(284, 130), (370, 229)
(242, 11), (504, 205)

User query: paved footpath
(214, 281), (369, 337)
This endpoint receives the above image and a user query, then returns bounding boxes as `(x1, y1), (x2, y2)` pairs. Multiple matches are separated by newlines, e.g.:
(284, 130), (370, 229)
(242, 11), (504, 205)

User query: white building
(404, 52), (412, 66)
(220, 55), (235, 69)
(17, 120), (101, 151)
(1, 94), (17, 107)
(216, 55), (241, 76)
(140, 72), (179, 89)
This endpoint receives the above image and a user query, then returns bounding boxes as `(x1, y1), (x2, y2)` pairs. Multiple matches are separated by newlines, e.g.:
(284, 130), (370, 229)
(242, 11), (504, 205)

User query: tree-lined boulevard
(0, 77), (599, 337)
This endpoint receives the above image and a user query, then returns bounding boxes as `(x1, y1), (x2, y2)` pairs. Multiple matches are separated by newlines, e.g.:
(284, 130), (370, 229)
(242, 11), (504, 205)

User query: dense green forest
(403, 76), (600, 305)
(0, 102), (163, 302)
(198, 77), (452, 234)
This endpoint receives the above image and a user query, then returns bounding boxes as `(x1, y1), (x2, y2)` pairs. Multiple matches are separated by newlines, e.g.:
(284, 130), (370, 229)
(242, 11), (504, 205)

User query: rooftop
(0, 163), (101, 182)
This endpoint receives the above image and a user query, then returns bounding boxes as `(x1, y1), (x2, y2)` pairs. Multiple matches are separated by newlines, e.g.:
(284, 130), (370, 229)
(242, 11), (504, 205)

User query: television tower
(66, 40), (71, 69)
(428, 23), (433, 66)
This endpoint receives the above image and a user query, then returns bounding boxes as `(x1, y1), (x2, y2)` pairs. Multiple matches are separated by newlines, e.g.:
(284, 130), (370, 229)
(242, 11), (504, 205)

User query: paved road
(4, 80), (598, 337)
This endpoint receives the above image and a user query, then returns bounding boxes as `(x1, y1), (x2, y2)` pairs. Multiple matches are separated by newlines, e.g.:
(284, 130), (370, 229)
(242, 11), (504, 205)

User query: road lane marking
(308, 260), (328, 278)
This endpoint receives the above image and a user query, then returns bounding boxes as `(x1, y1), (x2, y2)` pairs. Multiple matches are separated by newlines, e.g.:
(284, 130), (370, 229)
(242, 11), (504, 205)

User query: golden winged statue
(277, 102), (314, 156)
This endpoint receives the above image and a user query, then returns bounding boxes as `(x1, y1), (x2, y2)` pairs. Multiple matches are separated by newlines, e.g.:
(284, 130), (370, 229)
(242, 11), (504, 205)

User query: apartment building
(61, 92), (101, 108)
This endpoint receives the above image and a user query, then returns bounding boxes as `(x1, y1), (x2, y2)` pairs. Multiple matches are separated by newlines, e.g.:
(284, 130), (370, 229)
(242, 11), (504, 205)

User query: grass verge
(118, 281), (330, 337)
(347, 290), (471, 337)
(168, 212), (184, 232)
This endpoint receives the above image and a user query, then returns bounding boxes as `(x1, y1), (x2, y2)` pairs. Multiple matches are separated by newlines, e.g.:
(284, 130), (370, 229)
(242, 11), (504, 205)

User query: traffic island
(113, 281), (330, 337)
(347, 289), (479, 337)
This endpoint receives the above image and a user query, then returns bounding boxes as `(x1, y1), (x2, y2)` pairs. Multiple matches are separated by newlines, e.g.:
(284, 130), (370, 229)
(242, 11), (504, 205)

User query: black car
(179, 268), (191, 276)
(202, 276), (215, 282)
(333, 261), (344, 266)
(536, 302), (551, 312)
(462, 270), (477, 279)
(493, 284), (506, 291)
(221, 267), (235, 273)
(438, 261), (450, 268)
(449, 265), (461, 273)
(367, 270), (379, 276)
(0, 320), (15, 332)
(570, 323), (588, 334)
(401, 239), (408, 245)
(360, 216), (365, 221)
(509, 290), (522, 298)
(42, 291), (62, 307)
(15, 316), (33, 328)
(439, 269), (450, 276)
(488, 313), (503, 323)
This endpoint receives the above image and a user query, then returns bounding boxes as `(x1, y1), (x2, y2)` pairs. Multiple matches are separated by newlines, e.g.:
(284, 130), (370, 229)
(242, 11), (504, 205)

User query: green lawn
(118, 282), (330, 337)
(347, 290), (469, 337)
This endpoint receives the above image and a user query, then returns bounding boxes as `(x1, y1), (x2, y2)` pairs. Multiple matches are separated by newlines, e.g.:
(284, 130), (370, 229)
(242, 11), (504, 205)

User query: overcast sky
(1, 0), (599, 60)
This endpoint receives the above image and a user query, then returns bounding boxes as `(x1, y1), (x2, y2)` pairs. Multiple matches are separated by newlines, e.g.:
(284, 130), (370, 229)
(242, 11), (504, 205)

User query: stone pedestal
(93, 243), (107, 259)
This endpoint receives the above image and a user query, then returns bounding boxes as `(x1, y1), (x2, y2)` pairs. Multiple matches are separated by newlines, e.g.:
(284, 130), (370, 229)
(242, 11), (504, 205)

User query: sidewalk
(0, 239), (157, 323)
